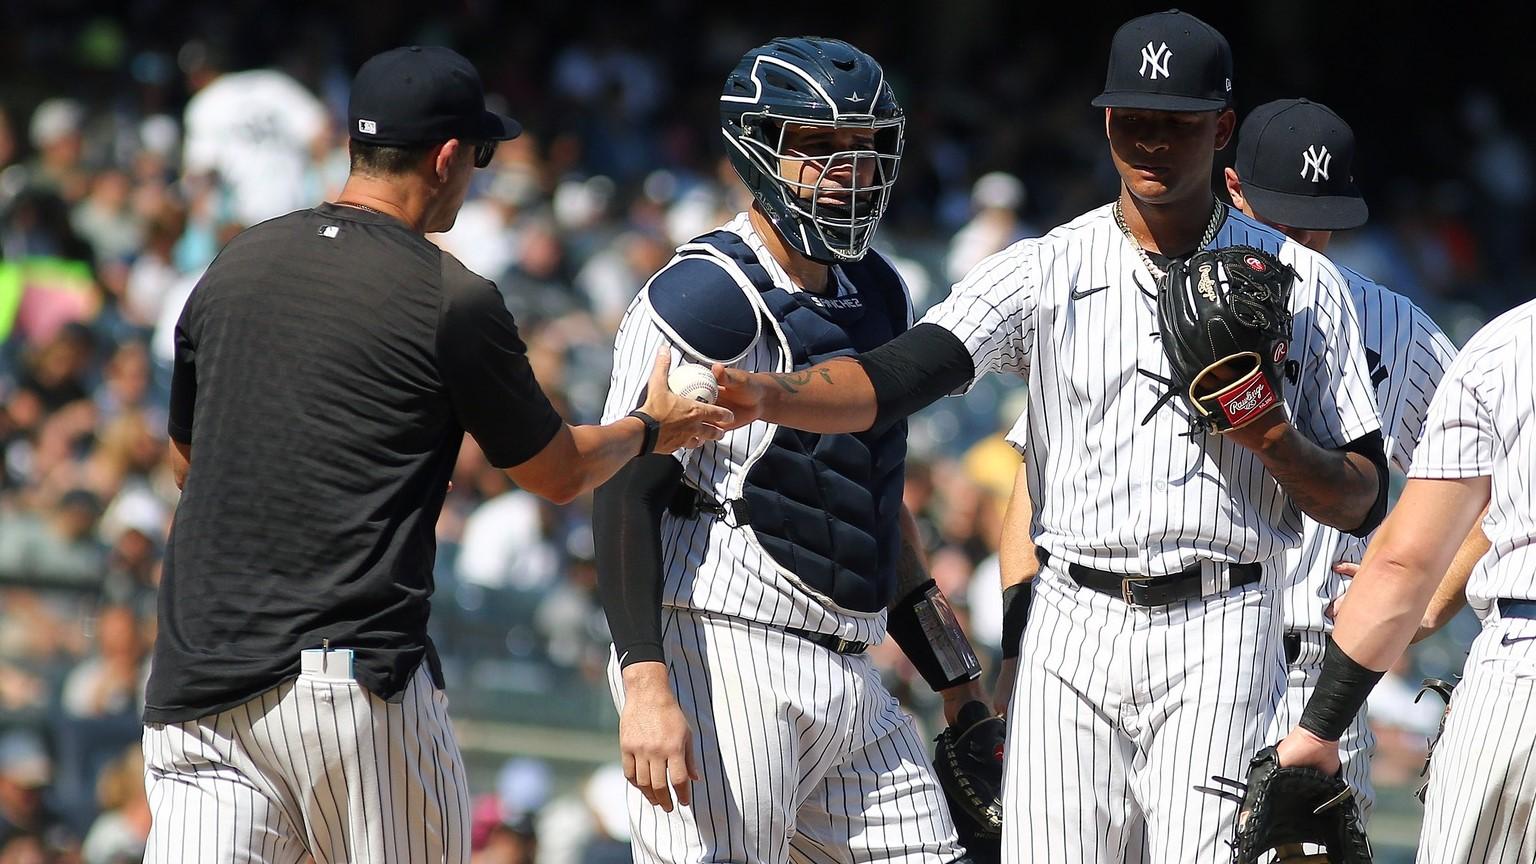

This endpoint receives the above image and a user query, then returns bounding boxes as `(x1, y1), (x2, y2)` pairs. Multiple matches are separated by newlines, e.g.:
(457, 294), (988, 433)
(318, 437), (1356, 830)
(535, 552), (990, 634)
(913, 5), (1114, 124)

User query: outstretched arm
(714, 322), (977, 434)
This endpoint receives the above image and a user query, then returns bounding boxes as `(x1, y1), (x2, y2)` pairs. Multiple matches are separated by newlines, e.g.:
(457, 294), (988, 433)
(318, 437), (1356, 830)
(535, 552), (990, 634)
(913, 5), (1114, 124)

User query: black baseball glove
(1150, 245), (1297, 434)
(1231, 747), (1373, 863)
(933, 700), (1005, 842)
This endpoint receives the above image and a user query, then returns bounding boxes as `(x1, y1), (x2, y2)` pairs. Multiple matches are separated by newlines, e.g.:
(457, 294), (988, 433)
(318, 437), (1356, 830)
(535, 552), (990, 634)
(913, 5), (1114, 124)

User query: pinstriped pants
(607, 609), (964, 864)
(142, 663), (471, 863)
(1416, 616), (1536, 863)
(1002, 561), (1287, 864)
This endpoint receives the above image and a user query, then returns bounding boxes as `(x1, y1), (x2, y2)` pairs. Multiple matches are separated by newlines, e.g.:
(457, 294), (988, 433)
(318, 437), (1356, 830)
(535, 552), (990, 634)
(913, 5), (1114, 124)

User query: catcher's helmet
(720, 36), (903, 263)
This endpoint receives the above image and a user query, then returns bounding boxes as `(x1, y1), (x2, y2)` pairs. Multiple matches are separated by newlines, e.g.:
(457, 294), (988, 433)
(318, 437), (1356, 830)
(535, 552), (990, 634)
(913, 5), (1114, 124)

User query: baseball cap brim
(480, 110), (522, 141)
(1241, 183), (1369, 231)
(1092, 91), (1229, 112)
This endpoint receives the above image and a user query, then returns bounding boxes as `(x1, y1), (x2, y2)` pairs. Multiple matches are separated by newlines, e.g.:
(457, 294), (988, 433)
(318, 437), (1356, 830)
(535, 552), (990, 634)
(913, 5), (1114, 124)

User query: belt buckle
(834, 637), (853, 654)
(1121, 575), (1155, 606)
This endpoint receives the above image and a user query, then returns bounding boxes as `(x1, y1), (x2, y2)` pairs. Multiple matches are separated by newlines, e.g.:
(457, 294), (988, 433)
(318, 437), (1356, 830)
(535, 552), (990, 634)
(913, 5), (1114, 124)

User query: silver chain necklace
(335, 200), (386, 216)
(1113, 197), (1226, 281)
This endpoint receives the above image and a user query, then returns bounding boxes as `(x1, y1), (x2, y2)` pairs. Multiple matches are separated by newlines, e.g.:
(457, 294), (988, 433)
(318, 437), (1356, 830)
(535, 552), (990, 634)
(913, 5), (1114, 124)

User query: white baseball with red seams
(667, 362), (718, 404)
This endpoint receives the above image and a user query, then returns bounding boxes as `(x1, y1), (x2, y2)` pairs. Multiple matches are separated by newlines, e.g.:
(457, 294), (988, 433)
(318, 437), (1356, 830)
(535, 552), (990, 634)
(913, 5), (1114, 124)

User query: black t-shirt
(145, 203), (564, 723)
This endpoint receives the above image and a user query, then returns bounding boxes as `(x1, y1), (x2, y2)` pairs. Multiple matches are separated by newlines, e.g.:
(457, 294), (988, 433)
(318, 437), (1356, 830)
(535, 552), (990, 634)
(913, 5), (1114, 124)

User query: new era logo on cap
(357, 119), (377, 135)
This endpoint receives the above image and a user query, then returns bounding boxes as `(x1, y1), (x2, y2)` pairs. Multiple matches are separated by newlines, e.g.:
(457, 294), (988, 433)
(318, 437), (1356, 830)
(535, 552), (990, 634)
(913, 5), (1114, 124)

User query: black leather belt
(1037, 547), (1262, 607)
(1499, 599), (1536, 619)
(784, 626), (868, 655)
(1284, 631), (1302, 664)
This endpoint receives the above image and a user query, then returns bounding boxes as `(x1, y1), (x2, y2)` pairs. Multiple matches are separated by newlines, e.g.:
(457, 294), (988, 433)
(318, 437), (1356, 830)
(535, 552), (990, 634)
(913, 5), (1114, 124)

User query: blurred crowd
(0, 3), (1530, 861)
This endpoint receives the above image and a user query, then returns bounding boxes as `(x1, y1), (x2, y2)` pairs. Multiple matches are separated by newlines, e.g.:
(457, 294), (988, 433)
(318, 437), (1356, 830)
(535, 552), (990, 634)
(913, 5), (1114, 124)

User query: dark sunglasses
(473, 140), (498, 169)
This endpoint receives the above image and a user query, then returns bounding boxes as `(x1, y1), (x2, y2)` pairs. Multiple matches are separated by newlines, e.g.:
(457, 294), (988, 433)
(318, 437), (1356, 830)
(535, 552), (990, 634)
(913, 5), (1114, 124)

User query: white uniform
(142, 658), (470, 864)
(182, 70), (328, 227)
(923, 203), (1381, 863)
(600, 213), (960, 864)
(1408, 299), (1536, 862)
(1270, 267), (1457, 822)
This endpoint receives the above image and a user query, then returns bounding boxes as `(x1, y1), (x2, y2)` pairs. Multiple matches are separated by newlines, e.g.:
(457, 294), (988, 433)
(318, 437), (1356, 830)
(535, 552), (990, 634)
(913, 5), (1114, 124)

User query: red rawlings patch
(1217, 373), (1278, 428)
(1244, 254), (1267, 273)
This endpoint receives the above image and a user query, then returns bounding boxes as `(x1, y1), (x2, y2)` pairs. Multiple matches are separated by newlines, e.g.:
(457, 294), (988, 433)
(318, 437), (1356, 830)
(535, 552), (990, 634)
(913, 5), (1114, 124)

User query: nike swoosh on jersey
(1070, 284), (1110, 300)
(1500, 633), (1536, 646)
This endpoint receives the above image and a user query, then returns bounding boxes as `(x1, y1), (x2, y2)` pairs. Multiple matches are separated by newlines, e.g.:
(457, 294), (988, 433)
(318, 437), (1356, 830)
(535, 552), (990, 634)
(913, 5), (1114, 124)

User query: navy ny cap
(1092, 10), (1233, 112)
(1236, 99), (1368, 231)
(348, 46), (521, 147)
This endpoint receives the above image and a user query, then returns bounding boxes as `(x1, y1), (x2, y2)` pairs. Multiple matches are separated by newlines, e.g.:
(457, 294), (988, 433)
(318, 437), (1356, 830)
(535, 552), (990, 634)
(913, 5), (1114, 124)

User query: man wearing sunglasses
(141, 45), (730, 863)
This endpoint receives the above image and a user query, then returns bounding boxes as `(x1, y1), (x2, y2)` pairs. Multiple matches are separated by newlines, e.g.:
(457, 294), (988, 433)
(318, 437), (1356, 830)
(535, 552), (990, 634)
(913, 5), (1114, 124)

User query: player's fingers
(648, 756), (675, 812)
(667, 752), (692, 808)
(621, 750), (638, 786)
(1332, 560), (1359, 577)
(686, 741), (701, 782)
(694, 404), (734, 428)
(648, 345), (674, 389)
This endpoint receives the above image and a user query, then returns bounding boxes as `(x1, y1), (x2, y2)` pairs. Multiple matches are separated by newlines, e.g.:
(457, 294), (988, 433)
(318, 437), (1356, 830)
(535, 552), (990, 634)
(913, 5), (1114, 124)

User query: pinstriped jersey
(1409, 298), (1536, 610)
(1281, 268), (1457, 632)
(600, 213), (910, 644)
(923, 203), (1382, 580)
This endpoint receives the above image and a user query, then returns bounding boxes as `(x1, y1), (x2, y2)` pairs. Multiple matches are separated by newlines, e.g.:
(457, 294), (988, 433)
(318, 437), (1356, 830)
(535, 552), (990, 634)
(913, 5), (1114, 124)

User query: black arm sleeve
(1340, 430), (1389, 538)
(593, 453), (684, 668)
(855, 323), (976, 435)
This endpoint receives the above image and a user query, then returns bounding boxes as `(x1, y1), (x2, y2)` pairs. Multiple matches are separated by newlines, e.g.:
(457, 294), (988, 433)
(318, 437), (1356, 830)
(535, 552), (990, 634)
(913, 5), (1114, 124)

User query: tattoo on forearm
(1263, 435), (1374, 529)
(770, 367), (834, 395)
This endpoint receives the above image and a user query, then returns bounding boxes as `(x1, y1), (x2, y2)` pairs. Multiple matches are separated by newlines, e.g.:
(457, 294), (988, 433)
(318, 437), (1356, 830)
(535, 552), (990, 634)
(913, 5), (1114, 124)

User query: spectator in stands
(61, 606), (144, 719)
(80, 747), (149, 864)
(0, 489), (106, 588)
(0, 730), (73, 853)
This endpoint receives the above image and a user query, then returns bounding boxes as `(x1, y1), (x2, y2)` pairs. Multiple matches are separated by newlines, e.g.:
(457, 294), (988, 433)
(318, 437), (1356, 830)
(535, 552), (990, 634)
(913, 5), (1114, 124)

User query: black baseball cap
(1236, 99), (1367, 231)
(348, 46), (521, 147)
(1092, 10), (1233, 112)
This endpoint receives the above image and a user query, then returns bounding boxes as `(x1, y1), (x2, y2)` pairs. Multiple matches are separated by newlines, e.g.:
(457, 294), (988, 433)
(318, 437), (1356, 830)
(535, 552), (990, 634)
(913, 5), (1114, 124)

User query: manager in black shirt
(140, 46), (729, 864)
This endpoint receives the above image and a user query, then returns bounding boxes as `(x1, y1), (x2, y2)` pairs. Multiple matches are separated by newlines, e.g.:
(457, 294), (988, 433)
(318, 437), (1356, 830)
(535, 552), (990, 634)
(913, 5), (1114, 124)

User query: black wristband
(1001, 582), (1033, 660)
(1298, 637), (1386, 741)
(626, 409), (660, 457)
(887, 579), (982, 691)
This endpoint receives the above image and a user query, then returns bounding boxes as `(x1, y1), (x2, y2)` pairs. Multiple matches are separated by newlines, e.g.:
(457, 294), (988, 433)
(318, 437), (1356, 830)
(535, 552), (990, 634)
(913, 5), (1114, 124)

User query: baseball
(668, 363), (719, 404)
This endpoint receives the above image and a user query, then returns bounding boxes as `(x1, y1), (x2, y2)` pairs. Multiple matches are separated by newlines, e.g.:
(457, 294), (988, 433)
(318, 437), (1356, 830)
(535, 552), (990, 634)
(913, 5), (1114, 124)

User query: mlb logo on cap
(357, 119), (377, 135)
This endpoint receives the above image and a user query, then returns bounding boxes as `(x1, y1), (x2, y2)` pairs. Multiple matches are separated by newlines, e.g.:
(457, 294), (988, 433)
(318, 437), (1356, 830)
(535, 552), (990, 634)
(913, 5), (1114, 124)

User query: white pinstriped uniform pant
(1416, 613), (1536, 862)
(1002, 560), (1286, 864)
(1268, 630), (1376, 824)
(607, 609), (964, 864)
(142, 662), (471, 863)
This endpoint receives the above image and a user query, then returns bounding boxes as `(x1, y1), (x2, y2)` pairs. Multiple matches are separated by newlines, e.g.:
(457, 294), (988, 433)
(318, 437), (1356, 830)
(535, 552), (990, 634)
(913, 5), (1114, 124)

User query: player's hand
(1274, 726), (1342, 777)
(1323, 560), (1358, 621)
(712, 364), (767, 430)
(620, 662), (700, 812)
(939, 680), (989, 725)
(639, 347), (733, 452)
(991, 657), (1018, 717)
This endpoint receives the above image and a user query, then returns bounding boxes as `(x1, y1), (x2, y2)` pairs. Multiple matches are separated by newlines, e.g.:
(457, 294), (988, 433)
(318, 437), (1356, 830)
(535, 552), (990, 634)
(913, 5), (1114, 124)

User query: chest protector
(670, 230), (909, 613)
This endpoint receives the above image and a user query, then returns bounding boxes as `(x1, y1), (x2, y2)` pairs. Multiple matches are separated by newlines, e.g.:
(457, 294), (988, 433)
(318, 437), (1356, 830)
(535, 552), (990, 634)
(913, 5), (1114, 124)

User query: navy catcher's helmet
(720, 37), (904, 264)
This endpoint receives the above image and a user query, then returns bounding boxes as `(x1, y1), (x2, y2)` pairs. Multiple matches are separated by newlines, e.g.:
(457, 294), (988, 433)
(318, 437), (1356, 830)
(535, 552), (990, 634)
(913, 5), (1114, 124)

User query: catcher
(711, 12), (1389, 862)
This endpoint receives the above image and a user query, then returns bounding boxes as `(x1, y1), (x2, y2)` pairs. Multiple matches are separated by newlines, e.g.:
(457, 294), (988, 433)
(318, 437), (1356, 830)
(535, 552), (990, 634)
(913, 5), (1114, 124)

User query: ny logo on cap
(1301, 145), (1332, 183)
(1139, 42), (1173, 80)
(357, 119), (377, 135)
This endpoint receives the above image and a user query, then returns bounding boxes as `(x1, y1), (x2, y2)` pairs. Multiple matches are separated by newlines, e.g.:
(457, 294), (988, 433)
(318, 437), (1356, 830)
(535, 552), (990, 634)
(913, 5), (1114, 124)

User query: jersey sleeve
(1291, 261), (1382, 449)
(916, 242), (1038, 390)
(1407, 340), (1496, 480)
(1385, 305), (1458, 472)
(167, 289), (200, 444)
(436, 272), (564, 469)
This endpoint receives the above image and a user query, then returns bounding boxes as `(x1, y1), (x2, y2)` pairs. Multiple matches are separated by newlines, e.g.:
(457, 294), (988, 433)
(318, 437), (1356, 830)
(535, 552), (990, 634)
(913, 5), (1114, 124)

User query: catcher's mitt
(1150, 245), (1297, 434)
(1231, 746), (1372, 864)
(933, 700), (1005, 841)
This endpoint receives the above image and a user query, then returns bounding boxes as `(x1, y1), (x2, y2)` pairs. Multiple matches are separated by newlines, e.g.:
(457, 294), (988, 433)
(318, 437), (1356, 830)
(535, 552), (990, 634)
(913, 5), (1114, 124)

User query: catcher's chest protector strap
(682, 230), (910, 613)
